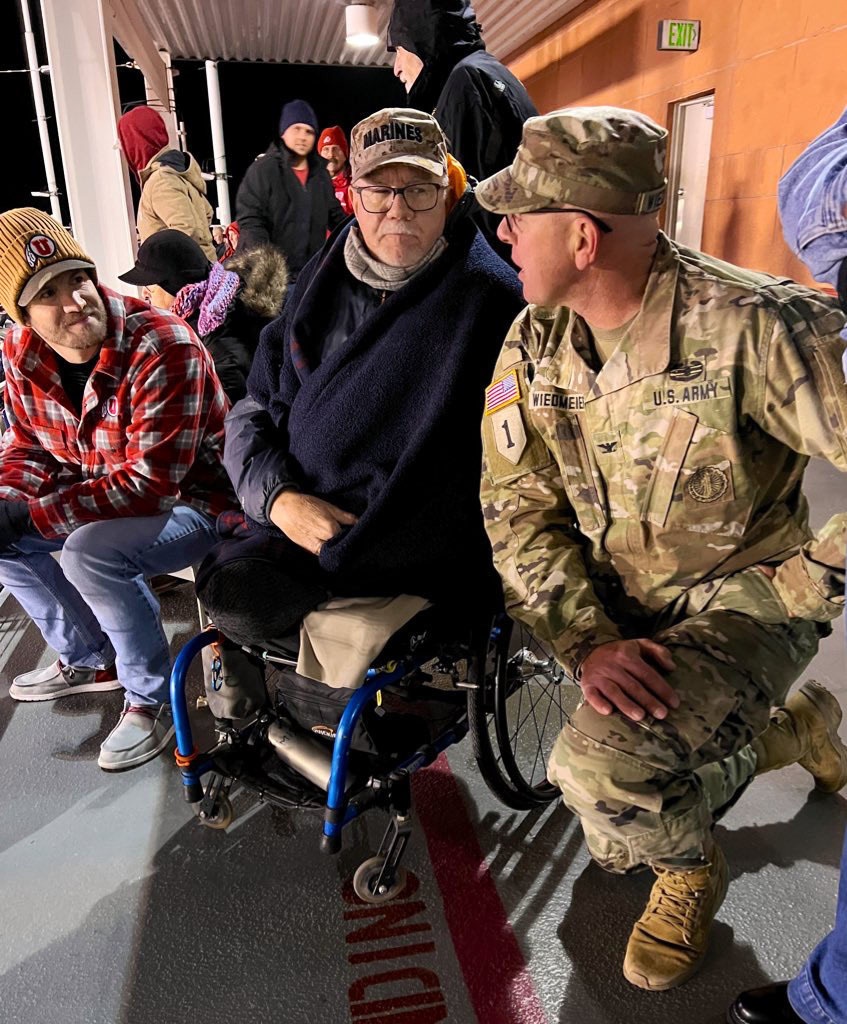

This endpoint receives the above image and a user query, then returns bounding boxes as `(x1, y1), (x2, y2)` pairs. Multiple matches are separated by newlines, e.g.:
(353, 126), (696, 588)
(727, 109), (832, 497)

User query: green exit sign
(658, 19), (701, 51)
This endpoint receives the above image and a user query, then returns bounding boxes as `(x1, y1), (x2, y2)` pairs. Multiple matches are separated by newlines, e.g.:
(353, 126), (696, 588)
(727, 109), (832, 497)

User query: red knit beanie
(317, 126), (349, 159)
(117, 106), (170, 178)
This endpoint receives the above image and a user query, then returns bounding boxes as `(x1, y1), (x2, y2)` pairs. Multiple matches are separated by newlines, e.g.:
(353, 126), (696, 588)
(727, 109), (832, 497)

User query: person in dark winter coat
(197, 108), (523, 651)
(235, 99), (347, 280)
(118, 230), (288, 402)
(388, 0), (537, 260)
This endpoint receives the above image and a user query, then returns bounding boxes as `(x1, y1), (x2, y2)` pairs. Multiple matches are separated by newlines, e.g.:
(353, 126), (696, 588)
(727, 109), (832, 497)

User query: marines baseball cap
(349, 108), (449, 183)
(0, 207), (96, 324)
(476, 106), (668, 217)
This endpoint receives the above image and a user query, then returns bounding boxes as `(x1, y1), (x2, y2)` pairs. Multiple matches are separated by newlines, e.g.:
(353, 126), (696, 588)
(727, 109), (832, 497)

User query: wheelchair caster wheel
(352, 856), (407, 904)
(194, 794), (233, 830)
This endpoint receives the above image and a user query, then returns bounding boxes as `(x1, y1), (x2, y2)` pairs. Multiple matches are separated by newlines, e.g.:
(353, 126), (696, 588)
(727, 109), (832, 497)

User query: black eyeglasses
(352, 183), (447, 214)
(505, 208), (612, 234)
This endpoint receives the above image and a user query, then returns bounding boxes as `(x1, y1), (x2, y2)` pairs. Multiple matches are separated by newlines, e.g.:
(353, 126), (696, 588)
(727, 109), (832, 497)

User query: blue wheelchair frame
(169, 628), (470, 856)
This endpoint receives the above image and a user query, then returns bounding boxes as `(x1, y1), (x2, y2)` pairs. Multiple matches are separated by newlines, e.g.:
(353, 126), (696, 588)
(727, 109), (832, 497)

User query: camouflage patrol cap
(350, 108), (449, 183)
(476, 106), (668, 217)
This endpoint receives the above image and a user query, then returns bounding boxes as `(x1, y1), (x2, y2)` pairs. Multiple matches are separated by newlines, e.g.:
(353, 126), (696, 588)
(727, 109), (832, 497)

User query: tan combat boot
(753, 681), (847, 793)
(623, 843), (728, 991)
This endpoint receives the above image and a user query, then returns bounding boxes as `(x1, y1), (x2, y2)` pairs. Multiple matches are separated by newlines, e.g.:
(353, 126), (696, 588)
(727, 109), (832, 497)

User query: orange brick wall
(507, 0), (847, 286)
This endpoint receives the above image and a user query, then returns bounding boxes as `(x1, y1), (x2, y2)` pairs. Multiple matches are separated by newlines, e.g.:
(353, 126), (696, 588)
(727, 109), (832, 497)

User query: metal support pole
(204, 60), (231, 225)
(19, 0), (62, 221)
(39, 0), (136, 290)
(143, 48), (179, 149)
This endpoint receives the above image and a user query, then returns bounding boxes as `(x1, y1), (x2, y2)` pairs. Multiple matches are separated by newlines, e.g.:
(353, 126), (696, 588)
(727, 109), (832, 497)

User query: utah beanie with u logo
(0, 207), (96, 324)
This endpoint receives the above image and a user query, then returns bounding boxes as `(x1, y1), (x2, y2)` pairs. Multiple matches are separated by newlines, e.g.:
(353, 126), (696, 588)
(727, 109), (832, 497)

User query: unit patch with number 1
(492, 404), (527, 464)
(485, 369), (527, 463)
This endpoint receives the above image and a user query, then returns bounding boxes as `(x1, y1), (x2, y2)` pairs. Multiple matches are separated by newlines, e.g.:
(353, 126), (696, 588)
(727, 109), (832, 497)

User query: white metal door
(666, 95), (715, 249)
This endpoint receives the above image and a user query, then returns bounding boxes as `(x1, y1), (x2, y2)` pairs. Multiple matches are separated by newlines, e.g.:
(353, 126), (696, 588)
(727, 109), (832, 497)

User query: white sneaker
(10, 661), (122, 702)
(97, 702), (175, 772)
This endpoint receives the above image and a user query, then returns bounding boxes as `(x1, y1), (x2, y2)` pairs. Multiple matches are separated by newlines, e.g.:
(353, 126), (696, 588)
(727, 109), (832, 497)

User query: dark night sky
(2, 3), (403, 223)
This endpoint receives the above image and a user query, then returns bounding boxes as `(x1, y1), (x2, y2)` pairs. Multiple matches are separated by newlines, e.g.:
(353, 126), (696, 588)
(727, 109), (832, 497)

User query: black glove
(0, 500), (34, 549)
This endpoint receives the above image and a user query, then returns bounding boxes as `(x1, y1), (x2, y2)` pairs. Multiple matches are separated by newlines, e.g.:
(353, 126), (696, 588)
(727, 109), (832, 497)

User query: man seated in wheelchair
(194, 107), (524, 750)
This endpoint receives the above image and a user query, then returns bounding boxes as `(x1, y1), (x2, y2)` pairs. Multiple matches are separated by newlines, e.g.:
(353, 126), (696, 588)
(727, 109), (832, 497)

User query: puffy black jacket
(183, 245), (289, 403)
(389, 0), (537, 258)
(235, 141), (347, 276)
(187, 294), (267, 404)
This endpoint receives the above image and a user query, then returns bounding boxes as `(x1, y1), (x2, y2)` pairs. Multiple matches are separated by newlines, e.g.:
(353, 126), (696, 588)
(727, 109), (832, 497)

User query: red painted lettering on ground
(349, 966), (440, 1003)
(343, 869), (449, 1023)
(348, 941), (436, 965)
(344, 902), (431, 944)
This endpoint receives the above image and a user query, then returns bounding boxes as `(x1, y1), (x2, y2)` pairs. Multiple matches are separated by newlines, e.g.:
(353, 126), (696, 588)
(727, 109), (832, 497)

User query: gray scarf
(344, 225), (447, 292)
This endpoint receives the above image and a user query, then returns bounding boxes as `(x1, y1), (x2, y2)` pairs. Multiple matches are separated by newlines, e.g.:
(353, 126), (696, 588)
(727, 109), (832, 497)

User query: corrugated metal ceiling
(476, 0), (586, 60)
(139, 0), (393, 66)
(137, 0), (588, 66)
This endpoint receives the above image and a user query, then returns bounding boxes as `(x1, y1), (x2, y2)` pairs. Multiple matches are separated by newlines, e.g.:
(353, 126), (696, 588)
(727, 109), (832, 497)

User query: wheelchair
(170, 607), (579, 904)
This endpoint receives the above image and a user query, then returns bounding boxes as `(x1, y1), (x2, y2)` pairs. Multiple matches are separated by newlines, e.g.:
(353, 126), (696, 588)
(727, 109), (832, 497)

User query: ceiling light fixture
(345, 3), (379, 47)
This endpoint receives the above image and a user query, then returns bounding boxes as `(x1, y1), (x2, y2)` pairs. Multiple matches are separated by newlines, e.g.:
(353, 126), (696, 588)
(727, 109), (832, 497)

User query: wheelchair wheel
(193, 793), (234, 830)
(469, 616), (577, 810)
(352, 856), (408, 905)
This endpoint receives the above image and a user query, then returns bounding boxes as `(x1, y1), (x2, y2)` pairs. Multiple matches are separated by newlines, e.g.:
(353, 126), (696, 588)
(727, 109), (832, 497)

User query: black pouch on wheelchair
(267, 664), (383, 754)
(205, 638), (268, 721)
(267, 658), (467, 760)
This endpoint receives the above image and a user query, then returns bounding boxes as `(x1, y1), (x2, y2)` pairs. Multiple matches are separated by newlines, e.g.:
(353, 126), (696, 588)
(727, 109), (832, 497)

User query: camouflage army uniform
(774, 512), (846, 620)
(479, 233), (847, 872)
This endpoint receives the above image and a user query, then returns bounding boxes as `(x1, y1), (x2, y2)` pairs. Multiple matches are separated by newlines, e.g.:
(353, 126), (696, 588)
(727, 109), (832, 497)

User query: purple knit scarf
(172, 261), (240, 336)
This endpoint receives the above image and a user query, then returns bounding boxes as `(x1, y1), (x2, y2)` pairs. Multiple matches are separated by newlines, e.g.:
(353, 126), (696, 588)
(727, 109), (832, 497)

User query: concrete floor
(0, 459), (844, 1024)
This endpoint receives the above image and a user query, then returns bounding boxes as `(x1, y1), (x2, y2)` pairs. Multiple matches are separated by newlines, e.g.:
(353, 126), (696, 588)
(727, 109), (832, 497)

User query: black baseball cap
(119, 229), (211, 296)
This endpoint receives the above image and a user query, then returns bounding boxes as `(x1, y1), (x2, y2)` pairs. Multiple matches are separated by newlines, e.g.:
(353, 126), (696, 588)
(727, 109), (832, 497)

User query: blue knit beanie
(279, 99), (319, 136)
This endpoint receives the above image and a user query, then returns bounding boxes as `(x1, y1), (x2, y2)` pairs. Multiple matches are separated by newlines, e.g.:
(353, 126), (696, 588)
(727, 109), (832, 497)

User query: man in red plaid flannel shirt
(0, 208), (235, 771)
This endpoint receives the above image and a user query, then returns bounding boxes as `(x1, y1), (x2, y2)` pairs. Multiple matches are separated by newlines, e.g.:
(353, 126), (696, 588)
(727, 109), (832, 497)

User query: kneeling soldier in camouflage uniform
(475, 107), (847, 991)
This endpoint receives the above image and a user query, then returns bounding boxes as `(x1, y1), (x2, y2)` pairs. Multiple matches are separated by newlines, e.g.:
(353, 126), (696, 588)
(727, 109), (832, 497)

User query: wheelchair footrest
(376, 812), (413, 877)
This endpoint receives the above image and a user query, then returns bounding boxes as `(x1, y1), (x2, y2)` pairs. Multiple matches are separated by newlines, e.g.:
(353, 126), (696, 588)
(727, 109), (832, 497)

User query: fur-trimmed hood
(226, 244), (289, 319)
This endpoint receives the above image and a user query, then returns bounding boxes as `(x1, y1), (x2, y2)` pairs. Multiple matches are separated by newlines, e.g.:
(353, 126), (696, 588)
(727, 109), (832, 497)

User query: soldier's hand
(580, 639), (679, 722)
(269, 491), (358, 556)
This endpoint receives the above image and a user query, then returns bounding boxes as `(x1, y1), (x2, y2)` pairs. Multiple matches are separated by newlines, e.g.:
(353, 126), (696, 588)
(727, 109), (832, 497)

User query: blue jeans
(789, 826), (847, 1024)
(788, 555), (847, 1024)
(0, 507), (217, 705)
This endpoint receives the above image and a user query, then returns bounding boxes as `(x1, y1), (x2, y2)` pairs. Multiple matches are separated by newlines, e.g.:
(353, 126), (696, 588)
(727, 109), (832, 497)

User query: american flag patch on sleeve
(485, 368), (521, 415)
